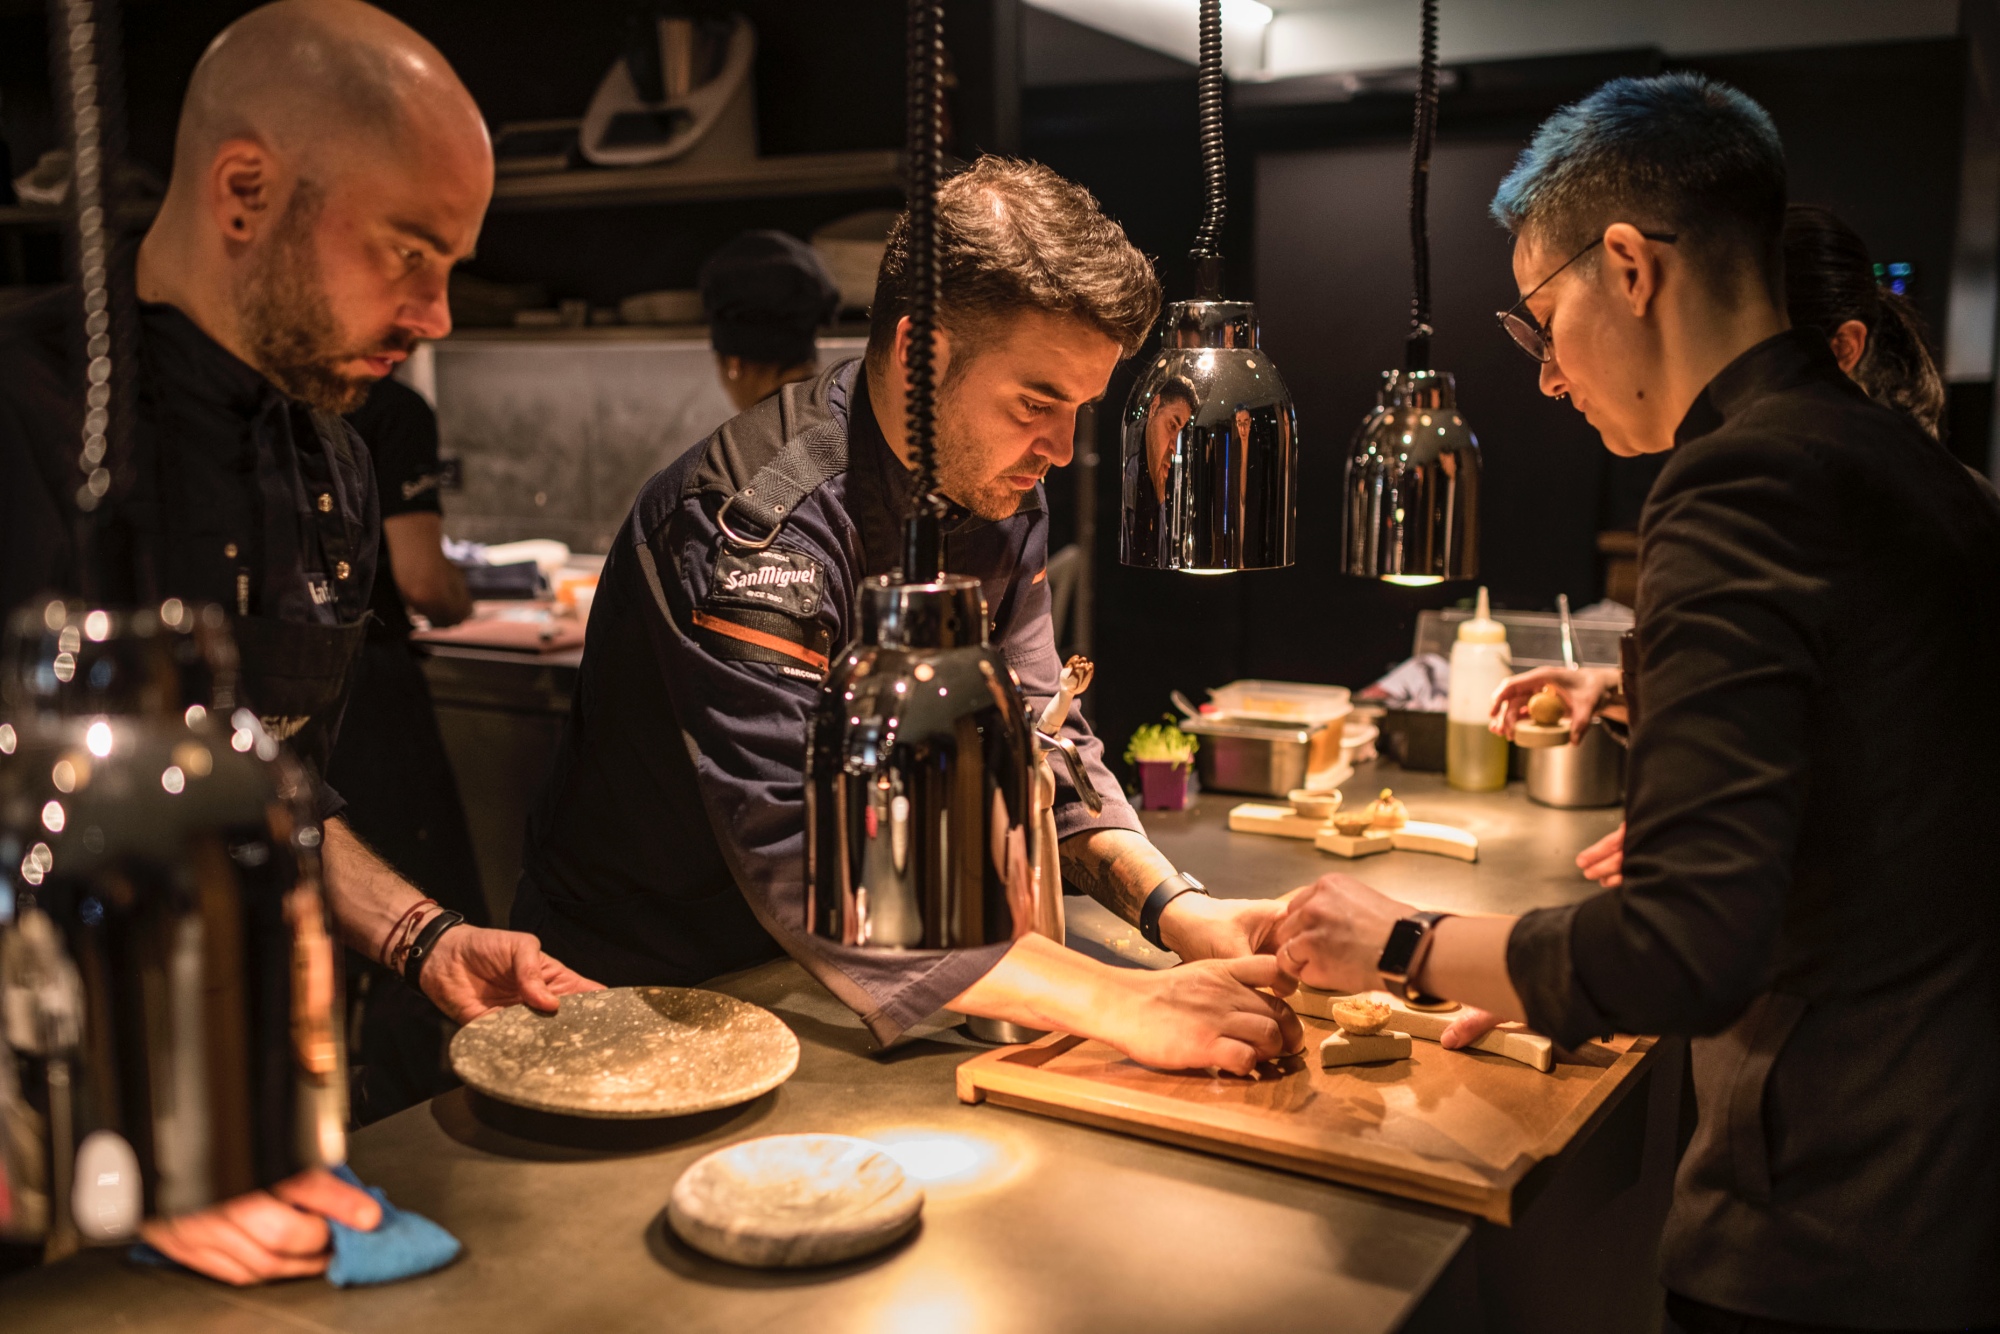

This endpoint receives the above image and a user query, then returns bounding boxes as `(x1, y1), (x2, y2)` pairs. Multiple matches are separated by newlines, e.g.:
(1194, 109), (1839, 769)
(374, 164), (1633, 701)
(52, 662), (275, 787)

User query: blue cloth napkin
(129, 1164), (460, 1287)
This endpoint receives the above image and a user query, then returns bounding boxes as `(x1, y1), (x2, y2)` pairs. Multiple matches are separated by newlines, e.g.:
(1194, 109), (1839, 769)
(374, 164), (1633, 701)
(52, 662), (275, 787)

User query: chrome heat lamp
(1343, 0), (1480, 586)
(1120, 0), (1297, 573)
(805, 2), (1057, 1044)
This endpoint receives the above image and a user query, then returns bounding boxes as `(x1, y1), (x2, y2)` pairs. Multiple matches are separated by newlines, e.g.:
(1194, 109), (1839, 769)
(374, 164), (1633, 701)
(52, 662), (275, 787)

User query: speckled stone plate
(668, 1134), (923, 1268)
(449, 987), (800, 1119)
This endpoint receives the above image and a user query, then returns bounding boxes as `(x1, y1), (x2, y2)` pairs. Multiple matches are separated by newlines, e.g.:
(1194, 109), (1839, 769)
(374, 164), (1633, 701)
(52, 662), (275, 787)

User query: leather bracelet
(402, 909), (466, 991)
(1139, 872), (1207, 951)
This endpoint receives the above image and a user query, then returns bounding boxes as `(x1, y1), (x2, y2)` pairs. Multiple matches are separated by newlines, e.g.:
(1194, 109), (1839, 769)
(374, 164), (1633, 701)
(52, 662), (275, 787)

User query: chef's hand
(1270, 873), (1415, 993)
(138, 1168), (379, 1286)
(1577, 822), (1625, 887)
(1099, 956), (1304, 1075)
(1158, 890), (1296, 962)
(1488, 666), (1619, 744)
(421, 925), (605, 1025)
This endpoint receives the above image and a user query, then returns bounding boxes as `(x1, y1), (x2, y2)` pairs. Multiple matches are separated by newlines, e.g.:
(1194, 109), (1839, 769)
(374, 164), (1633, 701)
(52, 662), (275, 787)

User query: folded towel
(129, 1164), (460, 1287)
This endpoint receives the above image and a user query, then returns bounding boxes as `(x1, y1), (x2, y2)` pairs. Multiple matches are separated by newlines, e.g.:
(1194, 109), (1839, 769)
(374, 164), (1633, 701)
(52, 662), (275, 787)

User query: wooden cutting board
(956, 1017), (1653, 1224)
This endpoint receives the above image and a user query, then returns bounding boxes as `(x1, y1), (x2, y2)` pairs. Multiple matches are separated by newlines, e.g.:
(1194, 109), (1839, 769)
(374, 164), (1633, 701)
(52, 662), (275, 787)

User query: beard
(235, 184), (412, 414)
(931, 393), (1042, 521)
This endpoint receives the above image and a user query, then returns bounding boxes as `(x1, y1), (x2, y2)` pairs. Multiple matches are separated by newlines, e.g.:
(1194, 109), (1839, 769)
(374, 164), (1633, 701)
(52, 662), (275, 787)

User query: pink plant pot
(1137, 760), (1193, 811)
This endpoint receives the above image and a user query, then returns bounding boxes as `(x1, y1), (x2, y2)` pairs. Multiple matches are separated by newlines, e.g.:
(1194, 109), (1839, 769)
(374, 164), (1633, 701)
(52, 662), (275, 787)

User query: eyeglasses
(1495, 231), (1678, 363)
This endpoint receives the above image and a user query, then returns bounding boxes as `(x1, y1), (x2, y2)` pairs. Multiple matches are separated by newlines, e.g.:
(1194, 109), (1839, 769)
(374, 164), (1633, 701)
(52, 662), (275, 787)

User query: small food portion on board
(1328, 995), (1392, 1034)
(1513, 684), (1573, 748)
(1228, 786), (1478, 861)
(1289, 986), (1554, 1072)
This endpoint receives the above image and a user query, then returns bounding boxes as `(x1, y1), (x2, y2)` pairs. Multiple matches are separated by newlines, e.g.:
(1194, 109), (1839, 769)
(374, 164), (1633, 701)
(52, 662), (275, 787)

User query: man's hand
(1577, 822), (1625, 886)
(420, 926), (604, 1025)
(1270, 873), (1415, 993)
(1157, 890), (1293, 962)
(1097, 955), (1304, 1075)
(138, 1168), (379, 1287)
(1488, 665), (1620, 743)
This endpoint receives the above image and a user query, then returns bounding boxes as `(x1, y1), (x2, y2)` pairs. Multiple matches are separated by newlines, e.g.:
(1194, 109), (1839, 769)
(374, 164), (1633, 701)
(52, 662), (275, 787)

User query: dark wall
(1028, 38), (1968, 771)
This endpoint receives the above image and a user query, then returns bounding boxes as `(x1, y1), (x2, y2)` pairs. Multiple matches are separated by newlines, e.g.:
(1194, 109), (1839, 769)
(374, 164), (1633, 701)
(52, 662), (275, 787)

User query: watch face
(1379, 918), (1427, 976)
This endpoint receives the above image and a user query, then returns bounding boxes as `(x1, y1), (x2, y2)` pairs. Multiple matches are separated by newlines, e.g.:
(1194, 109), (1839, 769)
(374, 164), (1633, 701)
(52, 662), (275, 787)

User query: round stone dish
(449, 986), (799, 1119)
(668, 1134), (924, 1269)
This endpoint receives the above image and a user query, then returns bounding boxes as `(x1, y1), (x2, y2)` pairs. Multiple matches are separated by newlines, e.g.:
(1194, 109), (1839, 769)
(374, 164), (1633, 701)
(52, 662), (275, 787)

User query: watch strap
(402, 909), (466, 990)
(1139, 873), (1207, 951)
(1377, 910), (1451, 1005)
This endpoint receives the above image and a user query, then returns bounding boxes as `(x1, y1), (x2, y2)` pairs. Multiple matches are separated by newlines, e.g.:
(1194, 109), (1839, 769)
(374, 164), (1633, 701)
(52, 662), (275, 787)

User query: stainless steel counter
(0, 765), (1680, 1334)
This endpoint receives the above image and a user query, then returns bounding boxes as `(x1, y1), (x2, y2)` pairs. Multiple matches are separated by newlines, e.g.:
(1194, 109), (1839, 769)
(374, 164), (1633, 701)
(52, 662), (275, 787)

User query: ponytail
(1854, 288), (1945, 439)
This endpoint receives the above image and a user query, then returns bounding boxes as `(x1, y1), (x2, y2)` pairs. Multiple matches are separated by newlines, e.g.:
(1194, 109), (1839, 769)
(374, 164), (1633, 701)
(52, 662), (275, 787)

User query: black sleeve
(344, 378), (444, 519)
(1507, 433), (1836, 1047)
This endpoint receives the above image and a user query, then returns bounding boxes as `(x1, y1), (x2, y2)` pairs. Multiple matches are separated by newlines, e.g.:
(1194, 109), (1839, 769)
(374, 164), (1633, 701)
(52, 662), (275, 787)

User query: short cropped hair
(1490, 73), (1787, 302)
(865, 156), (1161, 370)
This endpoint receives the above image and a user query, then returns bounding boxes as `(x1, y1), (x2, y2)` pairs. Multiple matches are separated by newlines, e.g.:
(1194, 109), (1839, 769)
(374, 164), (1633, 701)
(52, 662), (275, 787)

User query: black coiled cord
(900, 0), (946, 583)
(1404, 0), (1439, 370)
(1190, 0), (1226, 300)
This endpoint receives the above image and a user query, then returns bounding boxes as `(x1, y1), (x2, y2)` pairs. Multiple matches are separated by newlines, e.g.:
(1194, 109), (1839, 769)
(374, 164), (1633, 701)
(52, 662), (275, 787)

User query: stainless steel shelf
(489, 149), (903, 212)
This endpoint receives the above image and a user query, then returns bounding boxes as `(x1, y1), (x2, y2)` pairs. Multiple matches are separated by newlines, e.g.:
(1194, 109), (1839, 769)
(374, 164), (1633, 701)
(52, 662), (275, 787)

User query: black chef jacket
(0, 285), (379, 820)
(1507, 331), (2000, 1327)
(346, 377), (450, 644)
(515, 359), (1139, 1045)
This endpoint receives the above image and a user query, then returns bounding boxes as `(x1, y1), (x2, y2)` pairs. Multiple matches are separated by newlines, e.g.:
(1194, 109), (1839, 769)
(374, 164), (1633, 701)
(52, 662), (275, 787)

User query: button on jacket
(0, 284), (379, 818)
(1507, 331), (2000, 1326)
(516, 359), (1139, 1044)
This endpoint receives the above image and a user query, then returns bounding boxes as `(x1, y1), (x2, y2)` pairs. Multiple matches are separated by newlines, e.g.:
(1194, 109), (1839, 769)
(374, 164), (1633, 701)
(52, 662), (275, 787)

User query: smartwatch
(1376, 910), (1451, 1005)
(1139, 872), (1207, 951)
(402, 909), (466, 991)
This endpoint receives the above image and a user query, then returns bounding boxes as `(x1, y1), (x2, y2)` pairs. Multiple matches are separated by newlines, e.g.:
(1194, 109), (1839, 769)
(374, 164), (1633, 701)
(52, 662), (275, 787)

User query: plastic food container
(1206, 679), (1352, 724)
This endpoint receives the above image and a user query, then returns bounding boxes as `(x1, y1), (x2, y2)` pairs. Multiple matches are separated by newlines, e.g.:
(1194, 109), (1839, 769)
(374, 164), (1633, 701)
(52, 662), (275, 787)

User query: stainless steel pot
(0, 598), (346, 1258)
(1524, 717), (1625, 809)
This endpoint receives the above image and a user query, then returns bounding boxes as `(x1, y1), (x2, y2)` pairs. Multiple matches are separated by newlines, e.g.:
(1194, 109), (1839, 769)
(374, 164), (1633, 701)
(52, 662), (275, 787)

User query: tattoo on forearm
(1059, 832), (1170, 925)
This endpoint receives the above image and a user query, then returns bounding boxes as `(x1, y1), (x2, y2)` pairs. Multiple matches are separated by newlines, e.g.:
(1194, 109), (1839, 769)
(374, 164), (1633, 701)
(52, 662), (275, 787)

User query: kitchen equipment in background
(1525, 717), (1624, 808)
(581, 10), (757, 168)
(0, 600), (347, 1255)
(1411, 603), (1629, 668)
(1380, 709), (1447, 771)
(1206, 679), (1350, 723)
(1445, 587), (1510, 792)
(811, 210), (898, 315)
(491, 119), (582, 176)
(448, 987), (797, 1118)
(1180, 714), (1344, 797)
(618, 288), (706, 326)
(1120, 0), (1297, 573)
(1342, 0), (1481, 585)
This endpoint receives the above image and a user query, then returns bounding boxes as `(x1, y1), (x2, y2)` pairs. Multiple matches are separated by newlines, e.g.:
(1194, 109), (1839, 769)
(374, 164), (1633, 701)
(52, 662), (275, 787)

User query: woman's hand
(138, 1168), (380, 1286)
(1577, 822), (1625, 887)
(1270, 873), (1414, 994)
(420, 926), (605, 1025)
(1158, 890), (1296, 962)
(1488, 666), (1620, 744)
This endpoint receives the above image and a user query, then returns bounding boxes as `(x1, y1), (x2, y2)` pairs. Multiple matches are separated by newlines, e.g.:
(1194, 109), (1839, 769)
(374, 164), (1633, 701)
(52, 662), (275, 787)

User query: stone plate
(667, 1134), (924, 1268)
(449, 987), (800, 1119)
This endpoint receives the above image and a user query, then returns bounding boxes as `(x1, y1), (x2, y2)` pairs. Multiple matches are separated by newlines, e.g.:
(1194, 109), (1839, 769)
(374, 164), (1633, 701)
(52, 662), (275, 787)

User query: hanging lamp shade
(1120, 0), (1297, 573)
(1342, 0), (1480, 585)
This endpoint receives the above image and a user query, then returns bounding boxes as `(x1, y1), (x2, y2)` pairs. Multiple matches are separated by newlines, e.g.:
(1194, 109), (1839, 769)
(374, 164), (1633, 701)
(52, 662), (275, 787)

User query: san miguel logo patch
(710, 548), (824, 619)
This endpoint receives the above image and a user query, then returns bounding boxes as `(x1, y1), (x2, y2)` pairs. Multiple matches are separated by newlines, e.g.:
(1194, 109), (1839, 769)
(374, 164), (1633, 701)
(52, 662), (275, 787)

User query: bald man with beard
(0, 0), (600, 1283)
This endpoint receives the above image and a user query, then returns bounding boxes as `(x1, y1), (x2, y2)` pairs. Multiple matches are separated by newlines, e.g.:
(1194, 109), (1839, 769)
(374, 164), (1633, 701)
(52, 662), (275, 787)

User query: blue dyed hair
(1491, 73), (1787, 300)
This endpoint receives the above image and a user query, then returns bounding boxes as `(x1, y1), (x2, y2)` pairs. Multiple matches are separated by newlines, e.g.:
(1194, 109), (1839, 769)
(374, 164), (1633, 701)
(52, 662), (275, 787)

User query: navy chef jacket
(514, 359), (1141, 1045)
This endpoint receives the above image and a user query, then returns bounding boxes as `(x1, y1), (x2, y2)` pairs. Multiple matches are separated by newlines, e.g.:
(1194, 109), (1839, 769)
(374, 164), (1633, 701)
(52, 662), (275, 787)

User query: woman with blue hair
(1272, 72), (2000, 1334)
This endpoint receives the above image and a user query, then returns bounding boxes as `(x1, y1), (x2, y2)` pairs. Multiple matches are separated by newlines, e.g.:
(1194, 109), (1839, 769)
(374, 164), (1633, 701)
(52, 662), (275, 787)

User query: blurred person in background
(699, 230), (841, 411)
(329, 375), (485, 1123)
(1497, 200), (1953, 888)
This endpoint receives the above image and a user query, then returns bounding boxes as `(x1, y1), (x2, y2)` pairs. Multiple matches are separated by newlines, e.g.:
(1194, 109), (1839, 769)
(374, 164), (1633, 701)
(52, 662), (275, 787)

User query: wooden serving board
(957, 1018), (1653, 1224)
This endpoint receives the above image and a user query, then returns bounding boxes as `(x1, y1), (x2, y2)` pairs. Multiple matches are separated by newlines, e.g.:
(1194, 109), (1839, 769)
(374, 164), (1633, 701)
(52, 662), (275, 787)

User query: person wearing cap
(699, 230), (842, 412)
(1271, 75), (2000, 1332)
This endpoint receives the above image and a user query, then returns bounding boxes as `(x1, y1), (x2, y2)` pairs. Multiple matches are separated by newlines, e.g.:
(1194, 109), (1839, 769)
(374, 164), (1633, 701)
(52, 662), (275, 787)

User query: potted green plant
(1125, 717), (1199, 811)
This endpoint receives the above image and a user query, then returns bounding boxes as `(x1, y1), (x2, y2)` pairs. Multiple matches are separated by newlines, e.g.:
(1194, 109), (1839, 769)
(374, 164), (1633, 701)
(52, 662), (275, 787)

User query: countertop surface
(0, 764), (1627, 1334)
